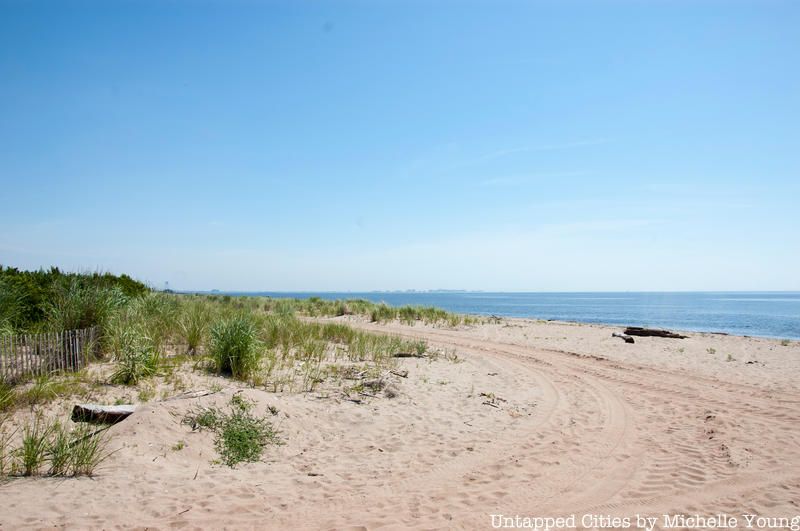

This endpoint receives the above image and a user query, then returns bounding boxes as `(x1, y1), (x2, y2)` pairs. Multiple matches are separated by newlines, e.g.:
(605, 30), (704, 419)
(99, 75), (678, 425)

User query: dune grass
(250, 294), (477, 327)
(18, 415), (52, 476)
(2, 270), (466, 406)
(209, 315), (262, 380)
(0, 414), (111, 479)
(110, 329), (160, 385)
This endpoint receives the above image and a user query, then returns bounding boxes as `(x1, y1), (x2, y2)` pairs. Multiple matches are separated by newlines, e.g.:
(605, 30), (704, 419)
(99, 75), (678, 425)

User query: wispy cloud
(473, 138), (613, 164)
(479, 170), (589, 187)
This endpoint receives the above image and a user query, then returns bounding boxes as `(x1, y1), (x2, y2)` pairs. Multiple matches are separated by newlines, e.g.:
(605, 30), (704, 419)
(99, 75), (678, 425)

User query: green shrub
(209, 316), (261, 380)
(215, 395), (277, 467)
(0, 266), (148, 333)
(182, 394), (280, 467)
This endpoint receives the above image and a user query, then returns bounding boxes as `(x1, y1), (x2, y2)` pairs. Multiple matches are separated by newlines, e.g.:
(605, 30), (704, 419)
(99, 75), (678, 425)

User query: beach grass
(209, 315), (262, 380)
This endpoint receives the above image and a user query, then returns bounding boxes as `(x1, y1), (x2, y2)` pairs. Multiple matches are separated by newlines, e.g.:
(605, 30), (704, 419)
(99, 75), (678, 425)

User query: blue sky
(1, 1), (798, 291)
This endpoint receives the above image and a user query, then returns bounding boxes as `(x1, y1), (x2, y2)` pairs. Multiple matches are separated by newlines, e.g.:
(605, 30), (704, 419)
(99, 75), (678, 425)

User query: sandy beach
(1, 317), (799, 530)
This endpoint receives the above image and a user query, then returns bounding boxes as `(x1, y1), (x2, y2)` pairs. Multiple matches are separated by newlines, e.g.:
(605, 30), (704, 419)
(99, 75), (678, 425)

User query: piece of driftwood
(163, 390), (214, 401)
(612, 333), (635, 344)
(72, 404), (135, 424)
(390, 370), (409, 378)
(624, 327), (687, 339)
(393, 352), (426, 358)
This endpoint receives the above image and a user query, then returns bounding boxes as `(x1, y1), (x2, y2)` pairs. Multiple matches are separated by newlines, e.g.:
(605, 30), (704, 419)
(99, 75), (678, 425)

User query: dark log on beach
(612, 333), (635, 344)
(393, 352), (426, 358)
(72, 404), (136, 424)
(624, 327), (688, 339)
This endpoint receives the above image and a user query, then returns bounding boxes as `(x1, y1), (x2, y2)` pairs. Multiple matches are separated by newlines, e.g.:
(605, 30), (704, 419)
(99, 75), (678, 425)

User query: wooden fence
(0, 327), (98, 384)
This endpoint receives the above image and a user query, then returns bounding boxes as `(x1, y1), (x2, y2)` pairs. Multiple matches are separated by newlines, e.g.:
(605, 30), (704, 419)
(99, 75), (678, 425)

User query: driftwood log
(393, 352), (426, 358)
(624, 327), (688, 339)
(612, 333), (635, 344)
(72, 404), (135, 424)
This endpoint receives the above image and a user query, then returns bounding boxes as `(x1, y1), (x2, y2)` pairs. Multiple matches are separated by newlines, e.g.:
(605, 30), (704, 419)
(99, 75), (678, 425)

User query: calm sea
(214, 292), (800, 340)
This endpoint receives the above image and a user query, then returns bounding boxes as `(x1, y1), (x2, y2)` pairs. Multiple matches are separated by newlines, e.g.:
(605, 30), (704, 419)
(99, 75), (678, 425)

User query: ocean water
(220, 291), (800, 340)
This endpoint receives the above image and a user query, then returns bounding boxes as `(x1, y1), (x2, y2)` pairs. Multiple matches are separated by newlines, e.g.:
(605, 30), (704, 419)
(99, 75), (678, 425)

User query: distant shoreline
(179, 290), (800, 341)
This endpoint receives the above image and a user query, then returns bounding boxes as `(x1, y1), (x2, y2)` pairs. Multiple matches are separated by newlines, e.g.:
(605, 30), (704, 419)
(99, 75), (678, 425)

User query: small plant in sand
(46, 421), (73, 476)
(183, 394), (280, 467)
(780, 339), (791, 346)
(69, 424), (112, 477)
(726, 353), (735, 362)
(706, 347), (716, 355)
(3, 416), (111, 478)
(209, 315), (262, 380)
(17, 414), (52, 476)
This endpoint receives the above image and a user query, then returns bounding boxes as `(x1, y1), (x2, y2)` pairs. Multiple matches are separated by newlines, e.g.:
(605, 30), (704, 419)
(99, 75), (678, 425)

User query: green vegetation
(18, 415), (51, 475)
(46, 421), (72, 476)
(780, 339), (791, 346)
(254, 295), (476, 327)
(0, 268), (478, 481)
(209, 315), (261, 380)
(69, 424), (112, 476)
(0, 415), (111, 478)
(180, 300), (211, 353)
(183, 394), (280, 467)
(0, 265), (148, 335)
(0, 382), (14, 413)
(110, 330), (160, 385)
(2, 267), (466, 410)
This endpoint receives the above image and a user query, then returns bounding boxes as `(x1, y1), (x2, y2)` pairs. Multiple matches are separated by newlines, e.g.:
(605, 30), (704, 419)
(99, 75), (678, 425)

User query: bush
(0, 266), (148, 333)
(209, 316), (261, 380)
(184, 394), (280, 467)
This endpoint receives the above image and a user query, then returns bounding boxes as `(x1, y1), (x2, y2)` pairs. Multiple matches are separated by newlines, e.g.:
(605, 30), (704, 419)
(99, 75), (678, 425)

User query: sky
(1, 0), (799, 292)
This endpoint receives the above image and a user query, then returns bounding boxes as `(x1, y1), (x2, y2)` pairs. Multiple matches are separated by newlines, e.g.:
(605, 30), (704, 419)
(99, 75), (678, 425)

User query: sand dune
(2, 318), (799, 529)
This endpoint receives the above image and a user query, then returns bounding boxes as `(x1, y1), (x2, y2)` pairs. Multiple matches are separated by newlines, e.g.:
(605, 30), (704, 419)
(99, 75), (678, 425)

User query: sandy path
(333, 319), (800, 528)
